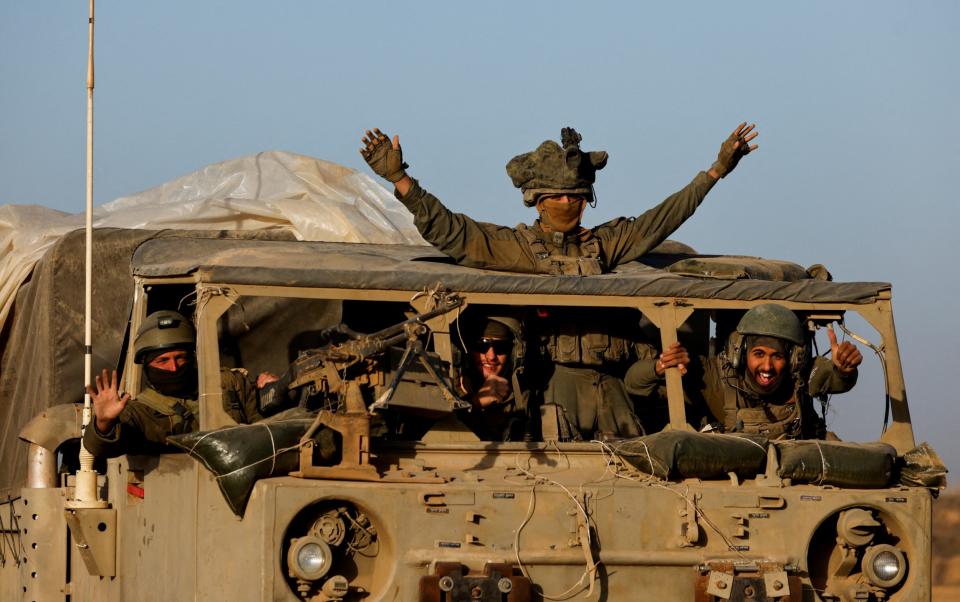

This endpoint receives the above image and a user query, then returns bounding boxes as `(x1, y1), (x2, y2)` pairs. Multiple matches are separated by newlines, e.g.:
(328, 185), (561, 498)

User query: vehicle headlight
(288, 536), (332, 581)
(863, 544), (907, 588)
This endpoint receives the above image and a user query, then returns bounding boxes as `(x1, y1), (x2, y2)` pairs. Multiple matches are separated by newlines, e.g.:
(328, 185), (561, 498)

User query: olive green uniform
(524, 307), (658, 439)
(396, 174), (715, 439)
(625, 355), (858, 439)
(459, 388), (527, 442)
(396, 172), (716, 274)
(83, 369), (263, 457)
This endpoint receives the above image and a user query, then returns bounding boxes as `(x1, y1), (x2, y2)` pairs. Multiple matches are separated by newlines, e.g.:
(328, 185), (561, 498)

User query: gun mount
(287, 291), (467, 481)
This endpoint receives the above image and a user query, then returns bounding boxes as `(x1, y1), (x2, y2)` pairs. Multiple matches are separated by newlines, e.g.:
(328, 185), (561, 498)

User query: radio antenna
(68, 0), (107, 509)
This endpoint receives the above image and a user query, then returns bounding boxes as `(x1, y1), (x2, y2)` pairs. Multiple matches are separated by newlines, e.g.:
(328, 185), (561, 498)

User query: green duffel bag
(663, 256), (811, 281)
(615, 430), (768, 480)
(775, 440), (896, 488)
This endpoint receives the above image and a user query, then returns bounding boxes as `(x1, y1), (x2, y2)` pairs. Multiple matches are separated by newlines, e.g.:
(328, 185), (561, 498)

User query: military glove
(360, 128), (409, 183)
(710, 132), (750, 179)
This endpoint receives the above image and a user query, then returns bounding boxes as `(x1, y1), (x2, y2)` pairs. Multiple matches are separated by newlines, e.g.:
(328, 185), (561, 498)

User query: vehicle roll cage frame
(126, 277), (914, 454)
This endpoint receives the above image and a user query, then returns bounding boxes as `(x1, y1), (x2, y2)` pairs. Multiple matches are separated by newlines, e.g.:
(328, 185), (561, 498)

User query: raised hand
(474, 374), (511, 408)
(256, 371), (279, 389)
(828, 326), (863, 377)
(709, 122), (759, 179)
(656, 341), (690, 376)
(87, 368), (130, 434)
(360, 128), (409, 182)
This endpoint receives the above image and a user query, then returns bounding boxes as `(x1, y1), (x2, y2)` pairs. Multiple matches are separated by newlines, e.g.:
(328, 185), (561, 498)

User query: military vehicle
(0, 232), (944, 601)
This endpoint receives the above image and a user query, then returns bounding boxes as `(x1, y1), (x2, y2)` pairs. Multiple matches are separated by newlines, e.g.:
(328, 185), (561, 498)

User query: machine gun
(285, 292), (466, 481)
(261, 291), (468, 415)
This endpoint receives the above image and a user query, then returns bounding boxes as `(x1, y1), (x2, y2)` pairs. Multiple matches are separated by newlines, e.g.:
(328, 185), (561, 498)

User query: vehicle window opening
(807, 312), (886, 442)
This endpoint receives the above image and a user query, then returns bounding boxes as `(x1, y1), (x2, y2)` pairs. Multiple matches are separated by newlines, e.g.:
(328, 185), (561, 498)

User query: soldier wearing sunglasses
(458, 316), (529, 441)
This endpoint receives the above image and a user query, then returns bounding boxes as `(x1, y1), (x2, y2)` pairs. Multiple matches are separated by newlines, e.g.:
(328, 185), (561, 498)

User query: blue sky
(2, 1), (958, 477)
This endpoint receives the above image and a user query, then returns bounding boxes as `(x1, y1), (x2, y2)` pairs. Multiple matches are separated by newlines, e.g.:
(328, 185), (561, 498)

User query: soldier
(625, 304), (863, 439)
(360, 124), (758, 440)
(83, 310), (267, 457)
(457, 315), (529, 441)
(360, 123), (757, 274)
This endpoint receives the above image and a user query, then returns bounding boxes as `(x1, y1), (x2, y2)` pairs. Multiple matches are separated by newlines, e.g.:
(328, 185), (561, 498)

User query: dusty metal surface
(64, 507), (116, 577)
(18, 488), (68, 601)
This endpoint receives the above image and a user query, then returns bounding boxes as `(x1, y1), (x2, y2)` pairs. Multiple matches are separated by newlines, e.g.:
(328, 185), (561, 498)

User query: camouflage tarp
(0, 229), (298, 496)
(0, 151), (428, 495)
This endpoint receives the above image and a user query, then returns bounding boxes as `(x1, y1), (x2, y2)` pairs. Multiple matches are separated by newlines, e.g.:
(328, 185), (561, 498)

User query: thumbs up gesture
(828, 326), (863, 377)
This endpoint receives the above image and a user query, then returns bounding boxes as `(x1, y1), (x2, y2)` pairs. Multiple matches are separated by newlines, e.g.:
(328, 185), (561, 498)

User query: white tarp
(0, 151), (427, 327)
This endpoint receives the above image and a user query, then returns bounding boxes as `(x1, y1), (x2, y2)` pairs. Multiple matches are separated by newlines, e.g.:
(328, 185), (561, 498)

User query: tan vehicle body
(1, 237), (933, 601)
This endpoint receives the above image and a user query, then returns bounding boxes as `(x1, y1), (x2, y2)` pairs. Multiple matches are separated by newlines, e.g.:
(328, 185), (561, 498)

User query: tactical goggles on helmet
(473, 338), (512, 355)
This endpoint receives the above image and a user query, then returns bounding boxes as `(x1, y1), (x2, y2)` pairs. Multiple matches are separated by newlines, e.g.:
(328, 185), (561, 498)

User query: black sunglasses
(473, 338), (512, 355)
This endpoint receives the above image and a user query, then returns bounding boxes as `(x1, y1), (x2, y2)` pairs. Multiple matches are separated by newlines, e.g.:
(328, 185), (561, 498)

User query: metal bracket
(763, 568), (791, 598)
(64, 507), (117, 577)
(292, 381), (379, 480)
(754, 443), (787, 488)
(419, 562), (531, 602)
(679, 492), (702, 547)
(369, 333), (469, 413)
(698, 562), (801, 601)
(705, 570), (733, 599)
(292, 381), (445, 483)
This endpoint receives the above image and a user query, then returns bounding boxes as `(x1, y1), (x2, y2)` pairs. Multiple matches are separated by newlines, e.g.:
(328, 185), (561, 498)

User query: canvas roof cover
(0, 152), (426, 495)
(132, 237), (890, 304)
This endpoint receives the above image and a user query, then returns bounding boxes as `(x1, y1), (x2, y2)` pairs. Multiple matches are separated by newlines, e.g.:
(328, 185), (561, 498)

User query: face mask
(537, 197), (585, 233)
(145, 359), (198, 398)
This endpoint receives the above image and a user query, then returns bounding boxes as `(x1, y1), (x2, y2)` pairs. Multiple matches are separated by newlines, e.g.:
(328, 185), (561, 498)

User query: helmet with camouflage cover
(736, 304), (805, 346)
(506, 128), (609, 207)
(133, 310), (196, 364)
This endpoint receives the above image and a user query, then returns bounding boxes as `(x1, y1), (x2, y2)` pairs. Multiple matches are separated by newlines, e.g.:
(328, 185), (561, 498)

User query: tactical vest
(515, 225), (635, 367)
(531, 307), (639, 367)
(515, 224), (604, 276)
(221, 368), (253, 423)
(720, 372), (823, 440)
(136, 387), (200, 436)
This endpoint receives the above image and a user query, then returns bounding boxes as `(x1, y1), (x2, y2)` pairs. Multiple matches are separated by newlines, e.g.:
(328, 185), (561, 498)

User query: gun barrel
(286, 293), (463, 385)
(364, 295), (463, 342)
(349, 331), (410, 359)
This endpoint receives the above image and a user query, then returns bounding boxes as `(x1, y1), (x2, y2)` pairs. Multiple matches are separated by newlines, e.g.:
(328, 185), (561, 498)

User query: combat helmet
(506, 128), (608, 207)
(133, 310), (196, 364)
(483, 315), (526, 369)
(736, 304), (805, 346)
(462, 313), (526, 369)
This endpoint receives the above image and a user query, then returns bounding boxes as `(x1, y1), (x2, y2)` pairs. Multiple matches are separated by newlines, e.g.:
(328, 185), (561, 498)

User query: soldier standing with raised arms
(360, 124), (758, 439)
